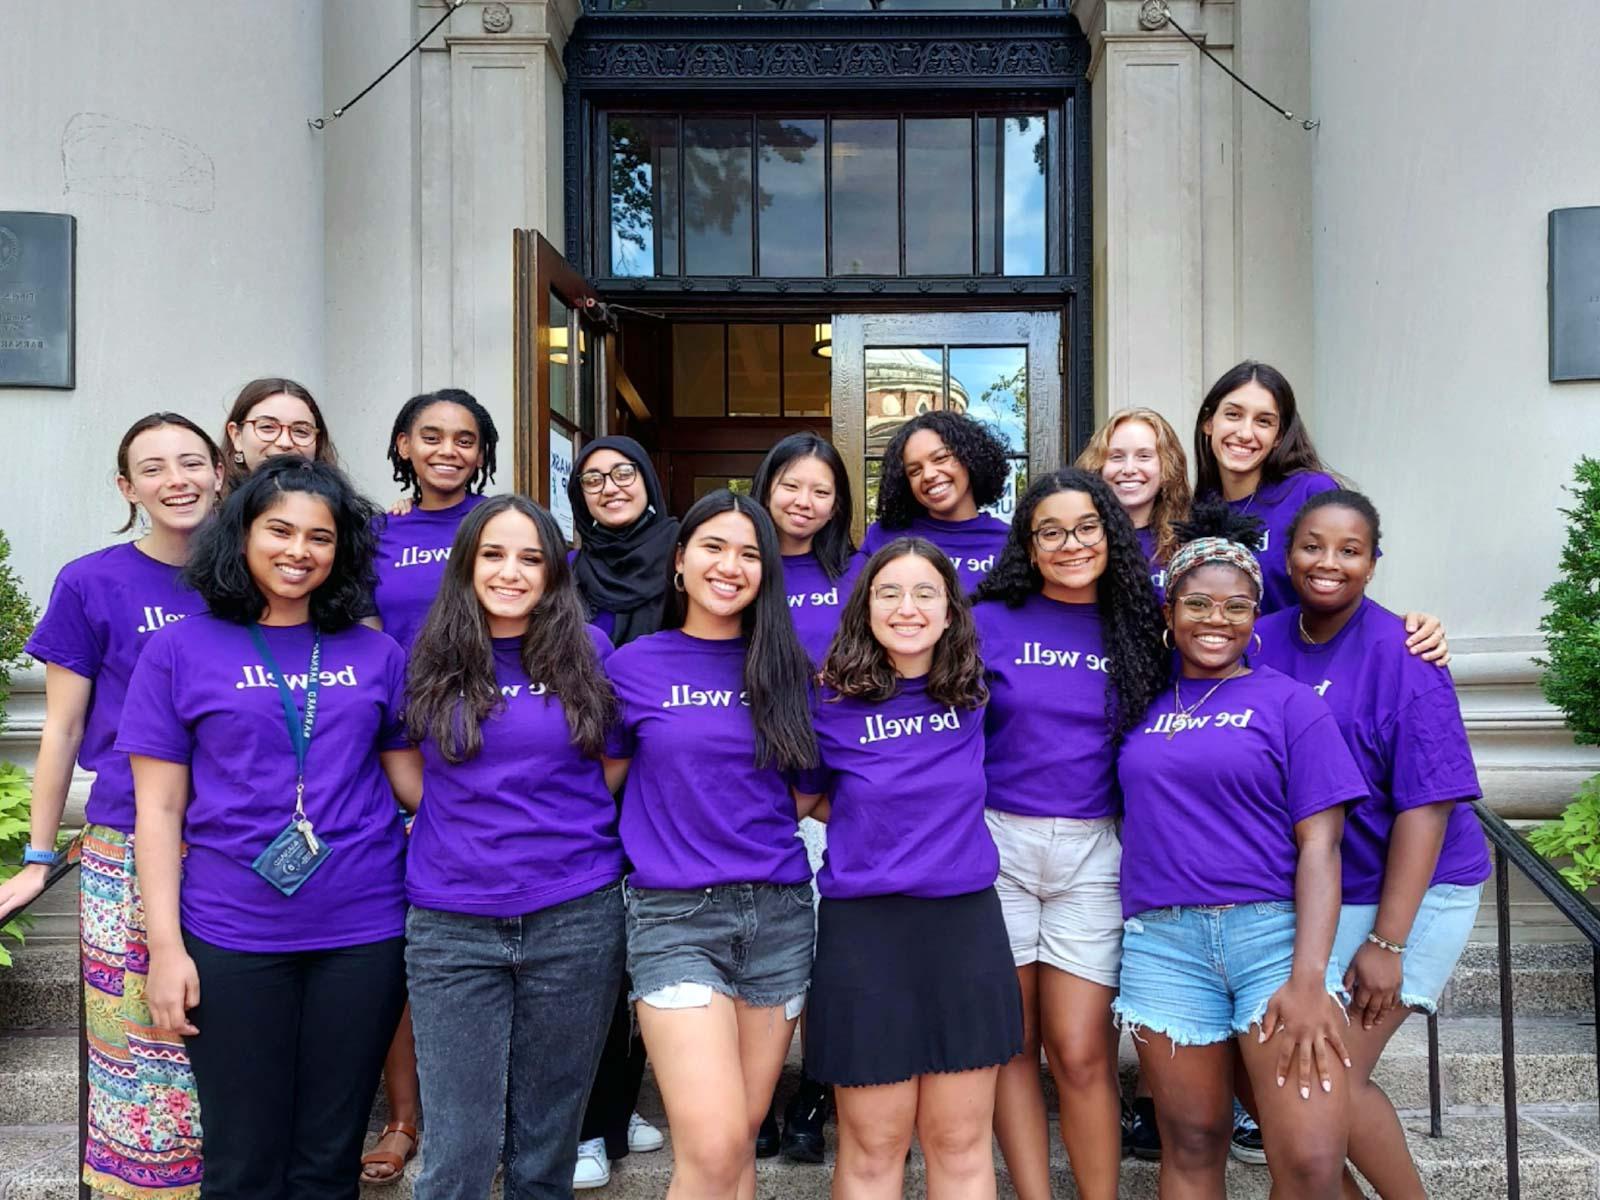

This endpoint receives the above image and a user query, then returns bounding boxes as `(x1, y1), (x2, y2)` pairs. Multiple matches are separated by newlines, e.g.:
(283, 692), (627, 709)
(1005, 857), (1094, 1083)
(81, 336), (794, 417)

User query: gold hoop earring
(673, 571), (685, 593)
(1162, 627), (1173, 650)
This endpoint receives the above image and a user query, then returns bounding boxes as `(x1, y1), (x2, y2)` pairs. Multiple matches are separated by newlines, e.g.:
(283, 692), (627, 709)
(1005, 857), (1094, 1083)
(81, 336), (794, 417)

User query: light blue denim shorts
(1114, 901), (1319, 1046)
(1327, 882), (1484, 1013)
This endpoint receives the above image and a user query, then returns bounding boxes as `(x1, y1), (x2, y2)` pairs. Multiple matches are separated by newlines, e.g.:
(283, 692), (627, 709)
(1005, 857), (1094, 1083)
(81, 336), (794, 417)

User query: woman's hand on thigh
(1344, 942), (1403, 1029)
(1258, 976), (1350, 1099)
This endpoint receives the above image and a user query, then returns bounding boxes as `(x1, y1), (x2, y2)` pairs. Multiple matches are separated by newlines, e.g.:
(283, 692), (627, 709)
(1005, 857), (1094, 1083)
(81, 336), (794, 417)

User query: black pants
(183, 931), (408, 1200)
(579, 974), (647, 1159)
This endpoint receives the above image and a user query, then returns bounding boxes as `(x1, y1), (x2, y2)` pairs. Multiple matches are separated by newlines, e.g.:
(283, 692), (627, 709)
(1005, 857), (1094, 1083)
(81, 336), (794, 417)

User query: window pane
(905, 119), (973, 275)
(1003, 116), (1046, 275)
(947, 345), (1027, 523)
(758, 119), (826, 276)
(548, 293), (571, 419)
(977, 118), (998, 274)
(864, 346), (944, 457)
(831, 121), (899, 275)
(683, 118), (753, 276)
(729, 325), (781, 416)
(673, 325), (727, 417)
(609, 117), (678, 277)
(782, 324), (831, 416)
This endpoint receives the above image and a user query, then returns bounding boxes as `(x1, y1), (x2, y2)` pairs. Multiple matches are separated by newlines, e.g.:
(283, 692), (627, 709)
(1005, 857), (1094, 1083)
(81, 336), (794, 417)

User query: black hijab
(567, 436), (679, 647)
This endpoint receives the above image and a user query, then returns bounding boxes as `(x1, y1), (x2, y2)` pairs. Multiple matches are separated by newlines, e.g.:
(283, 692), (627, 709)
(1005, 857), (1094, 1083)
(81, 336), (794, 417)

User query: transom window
(593, 0), (1058, 10)
(672, 323), (832, 418)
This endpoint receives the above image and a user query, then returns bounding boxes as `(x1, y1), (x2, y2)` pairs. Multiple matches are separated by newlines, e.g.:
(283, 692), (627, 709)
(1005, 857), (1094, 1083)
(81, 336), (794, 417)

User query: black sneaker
(780, 1077), (830, 1164)
(1128, 1097), (1161, 1162)
(755, 1099), (780, 1159)
(1229, 1111), (1266, 1165)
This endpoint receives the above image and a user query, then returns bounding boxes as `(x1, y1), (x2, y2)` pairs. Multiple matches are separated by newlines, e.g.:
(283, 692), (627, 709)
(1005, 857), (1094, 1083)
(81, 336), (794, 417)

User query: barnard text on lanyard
(247, 623), (323, 855)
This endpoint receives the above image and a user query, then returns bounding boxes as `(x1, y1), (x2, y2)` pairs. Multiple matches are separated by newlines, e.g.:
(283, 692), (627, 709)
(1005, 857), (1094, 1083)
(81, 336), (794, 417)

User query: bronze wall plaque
(0, 212), (76, 389)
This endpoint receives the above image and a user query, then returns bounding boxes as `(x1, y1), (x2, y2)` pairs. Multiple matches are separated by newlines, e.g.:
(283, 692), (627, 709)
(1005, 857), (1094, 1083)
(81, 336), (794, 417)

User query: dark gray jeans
(406, 882), (625, 1200)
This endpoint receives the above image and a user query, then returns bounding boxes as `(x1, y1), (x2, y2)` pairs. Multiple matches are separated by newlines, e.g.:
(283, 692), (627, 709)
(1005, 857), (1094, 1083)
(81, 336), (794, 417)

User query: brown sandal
(360, 1121), (418, 1186)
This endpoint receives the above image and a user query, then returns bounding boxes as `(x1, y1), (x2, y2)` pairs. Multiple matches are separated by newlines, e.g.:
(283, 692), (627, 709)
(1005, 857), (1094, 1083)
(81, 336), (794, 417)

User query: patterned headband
(1166, 537), (1263, 595)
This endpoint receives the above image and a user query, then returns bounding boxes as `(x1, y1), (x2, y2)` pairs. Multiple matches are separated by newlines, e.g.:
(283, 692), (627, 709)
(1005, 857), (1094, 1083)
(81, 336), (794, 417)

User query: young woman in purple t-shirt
(1114, 503), (1369, 1200)
(604, 490), (819, 1200)
(1076, 407), (1192, 603)
(124, 458), (417, 1198)
(971, 470), (1167, 1200)
(807, 537), (1021, 1200)
(402, 495), (626, 1198)
(860, 411), (1012, 594)
(0, 413), (222, 1200)
(1257, 489), (1490, 1200)
(218, 376), (339, 496)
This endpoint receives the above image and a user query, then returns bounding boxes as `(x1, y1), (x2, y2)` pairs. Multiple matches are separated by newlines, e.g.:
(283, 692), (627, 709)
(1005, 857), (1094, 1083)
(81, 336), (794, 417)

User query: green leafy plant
(0, 530), (34, 726)
(0, 529), (39, 965)
(1531, 457), (1600, 891)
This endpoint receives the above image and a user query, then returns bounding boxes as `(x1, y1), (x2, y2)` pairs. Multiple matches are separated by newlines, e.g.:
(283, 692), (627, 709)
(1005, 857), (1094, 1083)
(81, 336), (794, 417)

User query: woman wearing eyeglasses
(970, 470), (1167, 1200)
(219, 378), (339, 495)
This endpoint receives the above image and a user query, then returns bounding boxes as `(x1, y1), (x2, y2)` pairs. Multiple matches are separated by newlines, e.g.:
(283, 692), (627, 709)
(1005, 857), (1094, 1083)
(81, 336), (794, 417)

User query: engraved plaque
(0, 212), (76, 389)
(1550, 206), (1600, 383)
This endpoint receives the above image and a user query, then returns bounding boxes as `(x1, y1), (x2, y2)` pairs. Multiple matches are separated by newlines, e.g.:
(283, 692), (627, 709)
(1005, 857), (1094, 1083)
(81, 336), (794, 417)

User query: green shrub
(0, 530), (39, 965)
(0, 530), (34, 729)
(1531, 457), (1600, 891)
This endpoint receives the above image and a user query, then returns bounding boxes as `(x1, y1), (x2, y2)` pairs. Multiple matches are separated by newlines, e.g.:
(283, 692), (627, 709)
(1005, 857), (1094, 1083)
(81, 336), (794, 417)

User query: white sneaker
(627, 1112), (665, 1153)
(574, 1137), (610, 1189)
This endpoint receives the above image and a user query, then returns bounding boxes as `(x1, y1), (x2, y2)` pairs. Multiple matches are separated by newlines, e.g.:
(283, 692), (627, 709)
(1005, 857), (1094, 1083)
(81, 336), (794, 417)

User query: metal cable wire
(1157, 3), (1320, 131)
(309, 1), (463, 131)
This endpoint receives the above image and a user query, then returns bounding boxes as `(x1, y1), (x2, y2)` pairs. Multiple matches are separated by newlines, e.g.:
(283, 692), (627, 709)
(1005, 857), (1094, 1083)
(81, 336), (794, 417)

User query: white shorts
(985, 809), (1123, 988)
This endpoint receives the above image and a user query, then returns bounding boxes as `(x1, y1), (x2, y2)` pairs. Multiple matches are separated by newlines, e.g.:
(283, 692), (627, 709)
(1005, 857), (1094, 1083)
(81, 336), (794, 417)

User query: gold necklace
(1297, 612), (1321, 645)
(1169, 664), (1247, 740)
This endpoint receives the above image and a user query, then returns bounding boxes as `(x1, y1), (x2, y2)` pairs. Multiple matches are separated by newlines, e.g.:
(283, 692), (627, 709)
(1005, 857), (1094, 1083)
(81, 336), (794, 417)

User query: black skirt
(805, 887), (1023, 1088)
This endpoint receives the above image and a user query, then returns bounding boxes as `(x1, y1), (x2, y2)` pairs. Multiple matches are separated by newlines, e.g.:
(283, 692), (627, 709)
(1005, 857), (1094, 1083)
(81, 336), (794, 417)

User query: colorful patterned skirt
(80, 825), (203, 1198)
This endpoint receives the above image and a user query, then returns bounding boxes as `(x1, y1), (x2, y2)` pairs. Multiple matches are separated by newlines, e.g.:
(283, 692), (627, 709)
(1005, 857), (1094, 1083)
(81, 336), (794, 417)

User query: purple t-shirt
(605, 630), (810, 890)
(372, 493), (487, 651)
(26, 543), (206, 832)
(783, 551), (864, 665)
(975, 595), (1117, 820)
(1208, 471), (1338, 614)
(1256, 600), (1490, 904)
(1117, 665), (1367, 917)
(1136, 526), (1168, 604)
(811, 679), (995, 899)
(117, 617), (409, 952)
(861, 513), (1010, 595)
(408, 628), (624, 917)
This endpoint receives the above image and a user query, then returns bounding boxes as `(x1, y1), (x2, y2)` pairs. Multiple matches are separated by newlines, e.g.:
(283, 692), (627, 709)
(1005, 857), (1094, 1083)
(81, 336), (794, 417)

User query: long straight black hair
(751, 433), (856, 580)
(1193, 360), (1330, 499)
(406, 495), (615, 761)
(663, 490), (817, 772)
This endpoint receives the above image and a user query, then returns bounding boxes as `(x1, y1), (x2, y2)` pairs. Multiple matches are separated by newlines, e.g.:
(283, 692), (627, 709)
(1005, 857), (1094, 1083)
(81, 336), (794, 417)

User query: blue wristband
(21, 846), (62, 868)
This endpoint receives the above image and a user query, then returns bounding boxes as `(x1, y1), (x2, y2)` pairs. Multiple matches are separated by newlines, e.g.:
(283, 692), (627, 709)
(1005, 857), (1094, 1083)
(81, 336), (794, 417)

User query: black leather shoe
(780, 1078), (829, 1164)
(1128, 1097), (1162, 1162)
(755, 1099), (780, 1159)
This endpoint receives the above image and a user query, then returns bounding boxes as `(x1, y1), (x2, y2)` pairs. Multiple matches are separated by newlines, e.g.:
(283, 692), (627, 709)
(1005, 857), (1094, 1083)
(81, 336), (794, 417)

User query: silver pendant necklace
(1169, 664), (1247, 740)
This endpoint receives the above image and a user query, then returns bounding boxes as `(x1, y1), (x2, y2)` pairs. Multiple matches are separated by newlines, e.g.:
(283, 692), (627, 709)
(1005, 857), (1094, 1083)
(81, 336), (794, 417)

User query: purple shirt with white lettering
(26, 543), (206, 832)
(783, 551), (864, 665)
(117, 617), (409, 952)
(1117, 665), (1367, 917)
(1256, 599), (1490, 904)
(975, 595), (1117, 819)
(408, 628), (624, 917)
(1136, 526), (1168, 604)
(811, 679), (995, 899)
(1207, 471), (1338, 614)
(605, 630), (810, 890)
(861, 513), (1010, 595)
(372, 493), (487, 651)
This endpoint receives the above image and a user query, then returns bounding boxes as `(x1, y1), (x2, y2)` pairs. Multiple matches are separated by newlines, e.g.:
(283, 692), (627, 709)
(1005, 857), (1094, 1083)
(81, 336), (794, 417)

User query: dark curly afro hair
(876, 411), (1010, 530)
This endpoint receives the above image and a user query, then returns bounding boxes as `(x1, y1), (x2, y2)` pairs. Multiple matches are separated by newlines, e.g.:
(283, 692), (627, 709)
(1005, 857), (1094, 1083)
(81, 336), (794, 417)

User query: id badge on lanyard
(246, 625), (334, 897)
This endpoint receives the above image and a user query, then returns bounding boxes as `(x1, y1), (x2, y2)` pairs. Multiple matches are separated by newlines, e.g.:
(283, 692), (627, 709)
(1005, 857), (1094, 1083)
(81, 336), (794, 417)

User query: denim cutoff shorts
(624, 880), (815, 1012)
(1114, 901), (1334, 1046)
(1327, 882), (1484, 1013)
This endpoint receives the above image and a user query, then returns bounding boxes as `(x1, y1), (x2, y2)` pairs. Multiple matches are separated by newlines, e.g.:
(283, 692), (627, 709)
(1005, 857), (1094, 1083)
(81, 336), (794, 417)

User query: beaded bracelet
(1366, 931), (1406, 955)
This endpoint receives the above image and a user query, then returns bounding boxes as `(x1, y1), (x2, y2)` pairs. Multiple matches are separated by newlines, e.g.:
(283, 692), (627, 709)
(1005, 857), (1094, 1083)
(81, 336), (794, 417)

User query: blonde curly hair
(1075, 407), (1192, 567)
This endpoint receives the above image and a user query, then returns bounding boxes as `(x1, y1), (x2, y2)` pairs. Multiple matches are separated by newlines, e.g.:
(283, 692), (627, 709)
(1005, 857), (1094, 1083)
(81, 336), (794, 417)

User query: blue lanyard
(247, 624), (321, 814)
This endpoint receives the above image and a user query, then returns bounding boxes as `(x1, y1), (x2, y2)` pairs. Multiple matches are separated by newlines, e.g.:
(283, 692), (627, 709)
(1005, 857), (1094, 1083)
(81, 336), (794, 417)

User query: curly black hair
(185, 456), (379, 631)
(974, 469), (1168, 742)
(1167, 500), (1267, 599)
(876, 411), (1009, 530)
(387, 388), (499, 500)
(1287, 487), (1382, 552)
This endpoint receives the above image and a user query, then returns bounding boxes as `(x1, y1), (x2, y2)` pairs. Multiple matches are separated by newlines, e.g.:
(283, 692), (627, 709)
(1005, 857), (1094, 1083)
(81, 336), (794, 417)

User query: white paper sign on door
(549, 427), (575, 541)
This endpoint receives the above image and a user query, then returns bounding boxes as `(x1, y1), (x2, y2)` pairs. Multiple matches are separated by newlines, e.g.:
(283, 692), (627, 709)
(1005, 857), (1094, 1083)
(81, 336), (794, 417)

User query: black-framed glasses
(1031, 519), (1104, 552)
(1175, 595), (1257, 624)
(871, 583), (946, 609)
(243, 417), (318, 446)
(577, 462), (640, 493)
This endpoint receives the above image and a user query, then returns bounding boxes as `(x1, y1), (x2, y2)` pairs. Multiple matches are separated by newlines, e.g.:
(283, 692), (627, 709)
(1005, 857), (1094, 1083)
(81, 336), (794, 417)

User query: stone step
(3, 1113), (1598, 1199)
(1441, 942), (1597, 1017)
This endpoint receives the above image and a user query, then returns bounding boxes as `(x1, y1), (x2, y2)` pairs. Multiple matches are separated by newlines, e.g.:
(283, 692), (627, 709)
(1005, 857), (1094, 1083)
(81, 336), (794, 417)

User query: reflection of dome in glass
(865, 349), (969, 455)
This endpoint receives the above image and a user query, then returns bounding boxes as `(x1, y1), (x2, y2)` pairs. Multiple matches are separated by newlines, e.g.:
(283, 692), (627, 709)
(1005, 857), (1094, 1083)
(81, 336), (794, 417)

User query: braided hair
(387, 388), (499, 500)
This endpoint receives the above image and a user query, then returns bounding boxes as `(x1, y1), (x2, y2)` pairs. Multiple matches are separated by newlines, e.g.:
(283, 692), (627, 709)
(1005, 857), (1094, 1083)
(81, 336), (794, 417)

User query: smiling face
(1289, 504), (1375, 619)
(1167, 562), (1258, 679)
(867, 552), (951, 677)
(1101, 418), (1161, 525)
(581, 447), (649, 529)
(1203, 380), (1281, 484)
(676, 509), (763, 627)
(245, 491), (336, 621)
(398, 402), (483, 503)
(1029, 489), (1107, 605)
(229, 392), (320, 472)
(472, 508), (547, 638)
(767, 454), (838, 552)
(118, 425), (222, 535)
(902, 430), (976, 521)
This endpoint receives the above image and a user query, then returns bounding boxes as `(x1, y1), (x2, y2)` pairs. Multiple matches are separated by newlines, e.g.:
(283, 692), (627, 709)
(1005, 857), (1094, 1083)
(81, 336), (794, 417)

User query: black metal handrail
(1425, 802), (1600, 1200)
